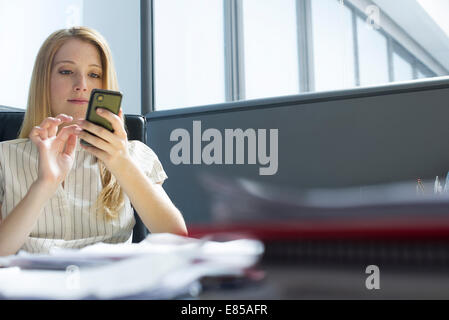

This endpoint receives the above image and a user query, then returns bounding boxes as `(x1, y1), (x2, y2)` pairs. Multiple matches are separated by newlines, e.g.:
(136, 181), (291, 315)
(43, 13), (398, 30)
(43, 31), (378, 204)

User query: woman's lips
(68, 99), (89, 105)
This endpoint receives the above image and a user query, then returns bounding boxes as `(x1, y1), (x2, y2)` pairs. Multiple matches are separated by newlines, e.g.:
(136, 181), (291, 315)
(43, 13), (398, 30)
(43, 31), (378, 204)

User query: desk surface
(199, 262), (449, 300)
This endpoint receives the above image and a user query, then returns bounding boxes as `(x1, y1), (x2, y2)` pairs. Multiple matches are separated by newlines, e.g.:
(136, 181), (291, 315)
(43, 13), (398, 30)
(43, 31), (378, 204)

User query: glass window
(149, 0), (446, 109)
(311, 0), (355, 91)
(416, 70), (426, 79)
(153, 0), (225, 110)
(357, 17), (389, 86)
(0, 0), (83, 109)
(393, 52), (413, 82)
(416, 62), (435, 79)
(241, 0), (299, 100)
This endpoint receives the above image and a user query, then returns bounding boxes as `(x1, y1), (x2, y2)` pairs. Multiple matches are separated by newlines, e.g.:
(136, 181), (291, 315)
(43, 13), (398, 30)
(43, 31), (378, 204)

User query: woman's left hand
(77, 108), (131, 173)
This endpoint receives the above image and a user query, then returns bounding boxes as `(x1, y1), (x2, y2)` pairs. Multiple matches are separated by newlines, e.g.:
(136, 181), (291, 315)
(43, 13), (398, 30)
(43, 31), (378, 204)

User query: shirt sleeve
(128, 140), (168, 185)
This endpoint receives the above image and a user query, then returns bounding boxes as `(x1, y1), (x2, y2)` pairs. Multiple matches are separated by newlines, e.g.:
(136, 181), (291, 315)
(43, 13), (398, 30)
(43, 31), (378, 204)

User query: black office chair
(0, 110), (149, 243)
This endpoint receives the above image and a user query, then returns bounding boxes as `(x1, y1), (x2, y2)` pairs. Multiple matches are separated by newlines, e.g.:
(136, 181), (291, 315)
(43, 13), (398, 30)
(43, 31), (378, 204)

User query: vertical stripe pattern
(0, 139), (167, 254)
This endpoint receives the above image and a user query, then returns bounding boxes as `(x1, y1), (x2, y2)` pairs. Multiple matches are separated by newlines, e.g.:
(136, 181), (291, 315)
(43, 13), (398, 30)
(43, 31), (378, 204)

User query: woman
(0, 27), (187, 256)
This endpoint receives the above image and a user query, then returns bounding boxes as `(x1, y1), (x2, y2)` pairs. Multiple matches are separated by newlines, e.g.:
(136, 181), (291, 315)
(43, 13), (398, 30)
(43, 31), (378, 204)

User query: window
(153, 0), (225, 110)
(393, 52), (413, 82)
(149, 0), (446, 111)
(4, 0), (448, 112)
(416, 70), (426, 79)
(311, 0), (355, 91)
(356, 17), (389, 87)
(416, 64), (433, 79)
(414, 60), (434, 79)
(241, 0), (299, 100)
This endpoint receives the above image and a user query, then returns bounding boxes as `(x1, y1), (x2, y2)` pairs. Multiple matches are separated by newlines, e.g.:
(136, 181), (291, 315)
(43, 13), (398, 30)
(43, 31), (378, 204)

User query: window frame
(143, 0), (445, 114)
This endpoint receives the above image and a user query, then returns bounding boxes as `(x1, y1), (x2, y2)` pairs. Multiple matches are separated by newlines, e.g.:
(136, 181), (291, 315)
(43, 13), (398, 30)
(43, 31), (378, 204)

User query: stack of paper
(0, 234), (264, 299)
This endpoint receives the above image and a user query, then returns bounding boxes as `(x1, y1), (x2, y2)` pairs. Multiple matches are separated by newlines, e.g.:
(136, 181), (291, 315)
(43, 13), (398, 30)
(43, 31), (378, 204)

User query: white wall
(0, 0), (142, 115)
(0, 0), (84, 109)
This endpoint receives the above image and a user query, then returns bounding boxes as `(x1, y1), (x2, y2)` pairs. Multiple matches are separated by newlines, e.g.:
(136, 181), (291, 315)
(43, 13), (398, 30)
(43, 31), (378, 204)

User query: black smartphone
(80, 89), (123, 146)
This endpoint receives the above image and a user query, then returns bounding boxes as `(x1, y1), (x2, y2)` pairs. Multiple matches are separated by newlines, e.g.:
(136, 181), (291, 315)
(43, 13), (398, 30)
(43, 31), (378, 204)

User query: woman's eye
(59, 70), (72, 75)
(89, 73), (101, 79)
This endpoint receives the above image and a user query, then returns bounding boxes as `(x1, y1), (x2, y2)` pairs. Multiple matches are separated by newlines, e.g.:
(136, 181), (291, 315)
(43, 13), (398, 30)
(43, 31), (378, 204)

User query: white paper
(0, 233), (264, 299)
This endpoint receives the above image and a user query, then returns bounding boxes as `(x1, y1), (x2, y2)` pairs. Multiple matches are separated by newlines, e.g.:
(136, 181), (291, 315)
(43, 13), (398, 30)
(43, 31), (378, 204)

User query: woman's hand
(78, 109), (188, 236)
(77, 108), (130, 173)
(29, 114), (82, 189)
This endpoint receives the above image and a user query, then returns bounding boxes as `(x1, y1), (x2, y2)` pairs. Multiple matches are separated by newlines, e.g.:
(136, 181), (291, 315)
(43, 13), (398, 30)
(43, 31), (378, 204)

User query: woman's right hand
(29, 114), (82, 190)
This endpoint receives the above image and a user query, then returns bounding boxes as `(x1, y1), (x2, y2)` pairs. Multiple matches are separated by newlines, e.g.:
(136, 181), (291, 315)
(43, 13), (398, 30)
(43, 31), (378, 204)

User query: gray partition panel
(146, 78), (449, 223)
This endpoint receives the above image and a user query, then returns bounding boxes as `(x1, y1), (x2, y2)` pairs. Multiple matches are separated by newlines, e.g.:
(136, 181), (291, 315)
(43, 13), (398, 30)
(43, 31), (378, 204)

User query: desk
(199, 262), (449, 299)
(1, 233), (449, 300)
(194, 236), (449, 300)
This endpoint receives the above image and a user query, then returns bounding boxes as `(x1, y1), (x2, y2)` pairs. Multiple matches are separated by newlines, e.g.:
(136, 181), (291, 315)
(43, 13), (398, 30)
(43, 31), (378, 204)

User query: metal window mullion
(394, 41), (421, 79)
(352, 8), (360, 86)
(141, 0), (154, 114)
(224, 0), (245, 102)
(223, 0), (232, 102)
(387, 37), (394, 82)
(296, 0), (314, 93)
(412, 59), (418, 79)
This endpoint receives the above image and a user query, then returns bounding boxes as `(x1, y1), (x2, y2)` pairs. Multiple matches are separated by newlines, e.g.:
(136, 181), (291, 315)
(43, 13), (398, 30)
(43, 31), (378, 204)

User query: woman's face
(50, 38), (103, 122)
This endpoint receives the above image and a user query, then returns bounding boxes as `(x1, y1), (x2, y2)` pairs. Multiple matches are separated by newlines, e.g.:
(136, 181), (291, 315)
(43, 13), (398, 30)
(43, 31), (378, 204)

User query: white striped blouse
(0, 138), (168, 254)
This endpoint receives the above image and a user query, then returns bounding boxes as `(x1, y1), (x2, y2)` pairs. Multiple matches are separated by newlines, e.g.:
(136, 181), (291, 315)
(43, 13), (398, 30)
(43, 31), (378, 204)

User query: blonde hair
(19, 26), (125, 220)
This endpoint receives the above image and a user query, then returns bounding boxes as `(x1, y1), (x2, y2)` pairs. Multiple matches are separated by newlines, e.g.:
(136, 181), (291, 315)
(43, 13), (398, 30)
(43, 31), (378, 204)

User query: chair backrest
(0, 111), (149, 243)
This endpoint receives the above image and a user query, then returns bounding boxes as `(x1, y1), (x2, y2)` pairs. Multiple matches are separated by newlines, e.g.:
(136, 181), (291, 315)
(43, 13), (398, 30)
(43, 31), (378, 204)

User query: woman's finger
(30, 125), (50, 141)
(80, 143), (107, 161)
(53, 114), (74, 136)
(63, 134), (78, 156)
(56, 125), (82, 143)
(39, 124), (49, 140)
(47, 118), (61, 137)
(54, 114), (73, 122)
(77, 130), (114, 154)
(78, 119), (117, 143)
(95, 108), (127, 139)
(41, 115), (73, 138)
(118, 108), (124, 123)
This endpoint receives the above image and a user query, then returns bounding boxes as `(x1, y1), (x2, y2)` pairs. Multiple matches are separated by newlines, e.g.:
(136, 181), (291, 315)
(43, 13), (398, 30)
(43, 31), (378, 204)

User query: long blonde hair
(19, 26), (124, 220)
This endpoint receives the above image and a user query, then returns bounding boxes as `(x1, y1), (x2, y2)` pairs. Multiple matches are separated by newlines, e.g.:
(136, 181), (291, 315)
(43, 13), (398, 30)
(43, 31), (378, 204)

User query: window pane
(416, 62), (435, 79)
(311, 0), (355, 91)
(153, 0), (224, 110)
(393, 52), (413, 82)
(242, 0), (299, 100)
(357, 17), (389, 86)
(0, 0), (83, 109)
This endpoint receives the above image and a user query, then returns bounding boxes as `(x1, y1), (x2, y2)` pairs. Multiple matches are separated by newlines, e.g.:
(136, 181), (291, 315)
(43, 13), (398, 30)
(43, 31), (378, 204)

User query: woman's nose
(73, 75), (88, 92)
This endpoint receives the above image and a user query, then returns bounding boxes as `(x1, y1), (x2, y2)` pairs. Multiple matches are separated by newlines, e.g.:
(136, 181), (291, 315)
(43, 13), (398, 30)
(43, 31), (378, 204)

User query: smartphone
(80, 89), (123, 146)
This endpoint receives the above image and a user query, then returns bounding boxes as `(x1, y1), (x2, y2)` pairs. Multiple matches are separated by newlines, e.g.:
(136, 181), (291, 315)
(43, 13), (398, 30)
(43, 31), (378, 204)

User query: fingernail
(96, 108), (103, 113)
